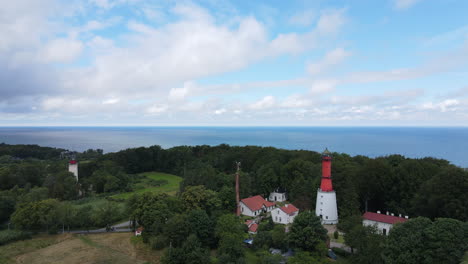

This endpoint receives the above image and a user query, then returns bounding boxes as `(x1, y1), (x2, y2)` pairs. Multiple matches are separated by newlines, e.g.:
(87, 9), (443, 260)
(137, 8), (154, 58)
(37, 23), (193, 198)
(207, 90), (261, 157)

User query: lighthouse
(68, 159), (78, 181)
(315, 148), (338, 224)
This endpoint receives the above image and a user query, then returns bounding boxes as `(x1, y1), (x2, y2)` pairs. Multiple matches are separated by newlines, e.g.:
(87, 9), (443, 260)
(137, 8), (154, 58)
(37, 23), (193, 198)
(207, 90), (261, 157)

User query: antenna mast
(235, 161), (241, 216)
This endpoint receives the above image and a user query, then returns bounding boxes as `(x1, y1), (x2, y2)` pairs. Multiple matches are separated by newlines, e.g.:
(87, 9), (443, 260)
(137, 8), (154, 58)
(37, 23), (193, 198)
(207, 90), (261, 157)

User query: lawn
(112, 172), (182, 199)
(0, 233), (162, 264)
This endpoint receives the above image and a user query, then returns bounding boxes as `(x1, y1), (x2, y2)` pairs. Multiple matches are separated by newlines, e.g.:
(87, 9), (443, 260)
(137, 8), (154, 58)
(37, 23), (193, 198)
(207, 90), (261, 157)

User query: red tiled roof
(241, 195), (275, 211)
(363, 212), (408, 225)
(248, 223), (258, 233)
(280, 204), (299, 215)
(69, 160), (77, 164)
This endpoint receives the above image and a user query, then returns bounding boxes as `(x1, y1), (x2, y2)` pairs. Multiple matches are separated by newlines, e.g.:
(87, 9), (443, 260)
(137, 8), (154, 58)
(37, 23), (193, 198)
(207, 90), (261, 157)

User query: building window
(320, 202), (323, 205)
(321, 195), (323, 198)
(279, 217), (281, 222)
(383, 228), (387, 236)
(241, 207), (243, 212)
(326, 216), (328, 219)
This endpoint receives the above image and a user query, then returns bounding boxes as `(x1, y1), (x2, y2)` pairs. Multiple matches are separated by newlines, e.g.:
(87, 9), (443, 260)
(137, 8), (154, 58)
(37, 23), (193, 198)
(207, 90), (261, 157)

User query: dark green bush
(0, 230), (32, 246)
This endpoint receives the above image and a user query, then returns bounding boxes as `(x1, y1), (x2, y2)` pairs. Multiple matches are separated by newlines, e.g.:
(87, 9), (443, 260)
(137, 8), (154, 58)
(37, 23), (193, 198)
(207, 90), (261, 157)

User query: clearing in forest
(112, 172), (182, 199)
(0, 233), (161, 264)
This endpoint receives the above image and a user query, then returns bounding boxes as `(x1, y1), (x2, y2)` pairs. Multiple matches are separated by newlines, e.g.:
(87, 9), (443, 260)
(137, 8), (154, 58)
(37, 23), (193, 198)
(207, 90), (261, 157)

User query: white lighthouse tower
(68, 159), (78, 181)
(315, 148), (338, 224)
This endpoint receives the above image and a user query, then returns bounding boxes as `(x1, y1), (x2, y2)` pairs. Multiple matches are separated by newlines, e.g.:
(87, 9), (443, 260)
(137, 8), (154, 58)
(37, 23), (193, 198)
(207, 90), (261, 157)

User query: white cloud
(280, 94), (312, 108)
(102, 98), (120, 105)
(214, 108), (226, 115)
(307, 48), (351, 75)
(309, 79), (339, 95)
(289, 9), (315, 26)
(422, 99), (459, 112)
(394, 0), (422, 10)
(39, 38), (83, 63)
(316, 8), (346, 35)
(146, 104), (168, 114)
(250, 96), (276, 110)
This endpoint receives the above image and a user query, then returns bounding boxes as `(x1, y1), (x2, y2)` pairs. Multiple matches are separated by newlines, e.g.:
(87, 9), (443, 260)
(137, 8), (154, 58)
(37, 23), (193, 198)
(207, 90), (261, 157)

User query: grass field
(0, 233), (162, 264)
(112, 172), (182, 199)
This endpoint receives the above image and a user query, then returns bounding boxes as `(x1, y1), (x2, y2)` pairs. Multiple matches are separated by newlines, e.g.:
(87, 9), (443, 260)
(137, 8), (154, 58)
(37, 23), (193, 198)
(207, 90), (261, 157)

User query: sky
(0, 0), (467, 126)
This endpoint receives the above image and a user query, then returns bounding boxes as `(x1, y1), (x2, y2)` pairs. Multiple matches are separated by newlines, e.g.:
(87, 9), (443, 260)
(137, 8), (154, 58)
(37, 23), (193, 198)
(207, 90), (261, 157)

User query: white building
(362, 211), (408, 236)
(315, 149), (338, 224)
(271, 204), (299, 224)
(315, 190), (338, 224)
(240, 195), (276, 217)
(245, 220), (258, 234)
(68, 160), (78, 181)
(269, 188), (287, 202)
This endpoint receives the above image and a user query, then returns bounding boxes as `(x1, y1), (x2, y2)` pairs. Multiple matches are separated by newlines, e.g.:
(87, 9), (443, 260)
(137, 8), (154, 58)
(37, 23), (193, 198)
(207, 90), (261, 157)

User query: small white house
(240, 195), (276, 217)
(269, 188), (287, 202)
(362, 211), (408, 236)
(245, 220), (258, 234)
(135, 227), (143, 236)
(271, 204), (299, 224)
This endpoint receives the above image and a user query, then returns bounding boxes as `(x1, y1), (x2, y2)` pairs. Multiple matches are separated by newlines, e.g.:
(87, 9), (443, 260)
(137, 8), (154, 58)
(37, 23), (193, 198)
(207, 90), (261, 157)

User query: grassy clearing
(112, 172), (182, 199)
(0, 234), (66, 264)
(462, 251), (468, 264)
(0, 232), (162, 264)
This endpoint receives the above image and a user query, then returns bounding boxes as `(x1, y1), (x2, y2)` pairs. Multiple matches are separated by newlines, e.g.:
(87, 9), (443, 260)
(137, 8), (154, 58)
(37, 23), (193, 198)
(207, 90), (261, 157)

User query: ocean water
(0, 127), (467, 167)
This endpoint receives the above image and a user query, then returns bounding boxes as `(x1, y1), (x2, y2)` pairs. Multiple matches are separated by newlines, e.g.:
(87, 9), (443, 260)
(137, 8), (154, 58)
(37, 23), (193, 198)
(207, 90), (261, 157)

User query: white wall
(315, 190), (338, 224)
(363, 220), (394, 235)
(240, 202), (256, 217)
(271, 208), (298, 224)
(272, 208), (288, 224)
(269, 192), (286, 202)
(68, 163), (78, 181)
(240, 202), (275, 217)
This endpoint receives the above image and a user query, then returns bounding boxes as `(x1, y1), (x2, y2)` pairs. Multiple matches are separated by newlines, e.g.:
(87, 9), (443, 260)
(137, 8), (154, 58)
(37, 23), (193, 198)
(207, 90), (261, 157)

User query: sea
(0, 126), (467, 168)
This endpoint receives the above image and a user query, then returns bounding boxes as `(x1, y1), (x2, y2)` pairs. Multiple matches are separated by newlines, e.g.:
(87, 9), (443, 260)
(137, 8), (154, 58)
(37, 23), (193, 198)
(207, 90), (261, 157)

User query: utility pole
(235, 161), (241, 216)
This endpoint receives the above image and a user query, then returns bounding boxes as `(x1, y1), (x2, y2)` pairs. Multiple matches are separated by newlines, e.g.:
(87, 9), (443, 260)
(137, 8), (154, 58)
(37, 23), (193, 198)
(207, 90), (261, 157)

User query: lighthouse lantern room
(315, 148), (338, 224)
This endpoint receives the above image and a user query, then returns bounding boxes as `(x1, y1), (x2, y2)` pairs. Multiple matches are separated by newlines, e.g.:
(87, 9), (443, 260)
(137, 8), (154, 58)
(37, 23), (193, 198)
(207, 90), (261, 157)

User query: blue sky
(0, 0), (467, 126)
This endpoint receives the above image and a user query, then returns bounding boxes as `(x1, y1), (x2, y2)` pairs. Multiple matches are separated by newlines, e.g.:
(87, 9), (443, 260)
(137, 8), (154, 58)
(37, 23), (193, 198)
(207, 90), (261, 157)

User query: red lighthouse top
(69, 160), (77, 165)
(320, 148), (333, 192)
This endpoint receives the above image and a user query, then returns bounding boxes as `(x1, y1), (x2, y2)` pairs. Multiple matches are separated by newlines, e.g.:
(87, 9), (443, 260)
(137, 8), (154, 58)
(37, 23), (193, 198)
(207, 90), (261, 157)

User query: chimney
(386, 211), (389, 215)
(285, 204), (288, 207)
(399, 214), (402, 218)
(391, 213), (394, 216)
(377, 210), (381, 214)
(405, 216), (409, 219)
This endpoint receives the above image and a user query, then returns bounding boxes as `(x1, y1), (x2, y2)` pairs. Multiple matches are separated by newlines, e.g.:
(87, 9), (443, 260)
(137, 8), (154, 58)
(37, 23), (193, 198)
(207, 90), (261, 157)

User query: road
(67, 220), (133, 234)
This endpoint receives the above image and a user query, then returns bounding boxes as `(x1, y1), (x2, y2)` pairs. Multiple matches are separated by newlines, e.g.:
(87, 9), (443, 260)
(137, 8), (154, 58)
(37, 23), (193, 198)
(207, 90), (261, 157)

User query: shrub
(0, 230), (32, 246)
(150, 235), (168, 250)
(333, 230), (339, 240)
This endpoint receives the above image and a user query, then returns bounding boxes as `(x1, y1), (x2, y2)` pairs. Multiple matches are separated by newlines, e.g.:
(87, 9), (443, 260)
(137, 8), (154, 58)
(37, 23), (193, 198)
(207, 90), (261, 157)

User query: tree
(217, 233), (246, 264)
(75, 205), (94, 230)
(288, 211), (327, 253)
(43, 171), (77, 200)
(161, 235), (210, 264)
(411, 167), (468, 221)
(187, 209), (215, 248)
(91, 201), (122, 227)
(344, 224), (385, 264)
(11, 199), (61, 231)
(271, 225), (286, 250)
(383, 217), (467, 264)
(164, 214), (190, 247)
(180, 185), (221, 214)
(215, 214), (244, 239)
(287, 251), (327, 264)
